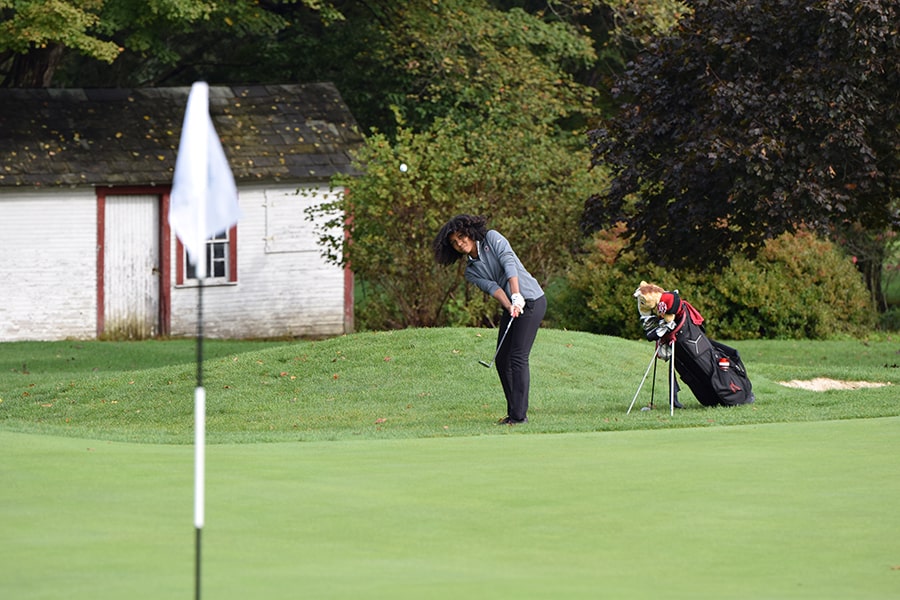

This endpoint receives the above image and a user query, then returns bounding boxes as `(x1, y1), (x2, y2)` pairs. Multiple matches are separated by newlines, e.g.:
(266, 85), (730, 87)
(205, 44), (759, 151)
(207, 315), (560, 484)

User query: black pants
(495, 295), (546, 421)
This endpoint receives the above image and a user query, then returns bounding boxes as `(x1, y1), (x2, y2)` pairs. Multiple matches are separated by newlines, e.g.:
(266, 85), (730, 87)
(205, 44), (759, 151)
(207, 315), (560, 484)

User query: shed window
(176, 225), (238, 285)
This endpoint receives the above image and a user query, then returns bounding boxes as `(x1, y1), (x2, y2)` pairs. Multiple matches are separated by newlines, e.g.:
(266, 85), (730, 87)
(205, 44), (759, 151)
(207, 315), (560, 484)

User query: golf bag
(662, 310), (754, 407)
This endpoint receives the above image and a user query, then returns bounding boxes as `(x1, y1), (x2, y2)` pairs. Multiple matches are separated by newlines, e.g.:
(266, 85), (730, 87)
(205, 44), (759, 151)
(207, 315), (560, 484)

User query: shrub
(878, 307), (900, 333)
(546, 225), (673, 338)
(553, 230), (876, 340)
(707, 231), (876, 339)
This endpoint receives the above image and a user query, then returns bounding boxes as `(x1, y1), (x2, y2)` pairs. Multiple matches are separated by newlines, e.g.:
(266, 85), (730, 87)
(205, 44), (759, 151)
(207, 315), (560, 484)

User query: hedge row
(546, 230), (876, 340)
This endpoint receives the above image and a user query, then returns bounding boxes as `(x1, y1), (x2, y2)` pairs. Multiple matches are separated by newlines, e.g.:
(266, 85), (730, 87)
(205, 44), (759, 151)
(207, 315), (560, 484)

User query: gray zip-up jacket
(465, 230), (544, 300)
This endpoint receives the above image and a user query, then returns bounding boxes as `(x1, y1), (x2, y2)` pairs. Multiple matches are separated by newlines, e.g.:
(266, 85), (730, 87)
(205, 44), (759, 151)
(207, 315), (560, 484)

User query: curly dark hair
(433, 214), (488, 266)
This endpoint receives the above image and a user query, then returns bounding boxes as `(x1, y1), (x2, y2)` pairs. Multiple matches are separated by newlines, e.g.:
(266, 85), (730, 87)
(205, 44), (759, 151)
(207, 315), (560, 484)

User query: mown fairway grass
(2, 329), (899, 442)
(2, 329), (899, 599)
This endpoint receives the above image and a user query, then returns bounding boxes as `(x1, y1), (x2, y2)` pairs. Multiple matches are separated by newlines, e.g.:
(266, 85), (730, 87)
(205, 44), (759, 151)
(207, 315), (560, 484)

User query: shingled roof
(0, 83), (363, 188)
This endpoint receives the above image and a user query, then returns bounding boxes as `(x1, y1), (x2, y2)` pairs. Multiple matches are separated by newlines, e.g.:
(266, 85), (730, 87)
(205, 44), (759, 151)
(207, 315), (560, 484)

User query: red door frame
(96, 186), (171, 338)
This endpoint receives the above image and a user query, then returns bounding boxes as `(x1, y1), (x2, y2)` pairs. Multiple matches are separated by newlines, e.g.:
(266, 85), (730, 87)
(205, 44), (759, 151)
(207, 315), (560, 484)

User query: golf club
(627, 345), (659, 413)
(479, 317), (514, 368)
(669, 338), (676, 416)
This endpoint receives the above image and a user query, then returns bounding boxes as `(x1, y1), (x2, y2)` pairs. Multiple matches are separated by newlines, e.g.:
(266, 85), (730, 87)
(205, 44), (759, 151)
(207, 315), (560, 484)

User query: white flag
(169, 82), (240, 279)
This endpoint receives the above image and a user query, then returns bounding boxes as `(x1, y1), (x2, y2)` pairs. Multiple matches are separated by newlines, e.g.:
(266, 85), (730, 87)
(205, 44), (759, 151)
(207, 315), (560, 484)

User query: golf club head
(478, 360), (492, 368)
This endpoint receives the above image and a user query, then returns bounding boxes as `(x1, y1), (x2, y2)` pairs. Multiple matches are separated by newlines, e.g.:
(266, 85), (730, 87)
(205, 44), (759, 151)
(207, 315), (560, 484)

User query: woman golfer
(433, 215), (546, 424)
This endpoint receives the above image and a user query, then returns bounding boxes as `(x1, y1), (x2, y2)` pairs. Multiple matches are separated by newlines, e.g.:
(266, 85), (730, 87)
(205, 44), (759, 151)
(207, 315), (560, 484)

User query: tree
(0, 0), (121, 86)
(1, 0), (695, 330)
(1, 0), (337, 88)
(305, 1), (606, 329)
(224, 0), (604, 136)
(583, 0), (899, 305)
(45, 0), (688, 132)
(308, 118), (606, 330)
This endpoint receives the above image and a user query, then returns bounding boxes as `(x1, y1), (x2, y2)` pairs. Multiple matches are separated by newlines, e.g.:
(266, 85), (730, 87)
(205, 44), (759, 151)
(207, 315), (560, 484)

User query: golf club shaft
(669, 339), (676, 416)
(627, 346), (659, 413)
(480, 317), (514, 368)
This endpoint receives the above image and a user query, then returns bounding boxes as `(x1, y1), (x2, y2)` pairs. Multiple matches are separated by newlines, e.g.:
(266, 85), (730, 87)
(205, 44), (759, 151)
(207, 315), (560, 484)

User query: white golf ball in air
(399, 163), (408, 172)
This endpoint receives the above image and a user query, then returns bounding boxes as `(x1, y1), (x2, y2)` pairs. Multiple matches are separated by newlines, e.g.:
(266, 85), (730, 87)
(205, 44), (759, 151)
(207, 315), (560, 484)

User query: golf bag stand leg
(627, 346), (659, 414)
(669, 339), (676, 416)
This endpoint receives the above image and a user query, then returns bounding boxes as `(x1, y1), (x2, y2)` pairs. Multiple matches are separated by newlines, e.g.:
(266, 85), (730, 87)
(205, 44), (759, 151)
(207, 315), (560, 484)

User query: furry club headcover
(633, 281), (676, 323)
(633, 281), (704, 328)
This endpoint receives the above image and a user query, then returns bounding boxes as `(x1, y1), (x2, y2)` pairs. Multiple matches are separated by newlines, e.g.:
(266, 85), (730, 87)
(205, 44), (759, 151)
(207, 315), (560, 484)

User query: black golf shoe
(498, 416), (528, 425)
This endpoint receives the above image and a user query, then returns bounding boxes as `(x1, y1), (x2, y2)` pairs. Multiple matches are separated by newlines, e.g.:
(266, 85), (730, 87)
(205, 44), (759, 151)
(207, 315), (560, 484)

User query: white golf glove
(510, 293), (525, 315)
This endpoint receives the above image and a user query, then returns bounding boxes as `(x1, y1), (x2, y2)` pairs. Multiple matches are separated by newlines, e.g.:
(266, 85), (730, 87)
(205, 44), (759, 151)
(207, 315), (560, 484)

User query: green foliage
(74, 0), (297, 85)
(301, 2), (607, 330)
(884, 242), (900, 308)
(306, 113), (599, 327)
(4, 0), (334, 87)
(382, 2), (597, 128)
(709, 232), (877, 339)
(0, 0), (119, 59)
(878, 307), (900, 333)
(307, 115), (607, 329)
(555, 230), (876, 340)
(280, 0), (603, 136)
(602, 0), (690, 44)
(48, 0), (605, 129)
(7, 0), (693, 124)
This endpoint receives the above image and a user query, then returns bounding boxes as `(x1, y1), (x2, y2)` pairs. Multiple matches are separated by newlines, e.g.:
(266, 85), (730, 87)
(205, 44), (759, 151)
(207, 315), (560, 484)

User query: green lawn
(2, 419), (898, 599)
(1, 330), (899, 598)
(2, 330), (899, 442)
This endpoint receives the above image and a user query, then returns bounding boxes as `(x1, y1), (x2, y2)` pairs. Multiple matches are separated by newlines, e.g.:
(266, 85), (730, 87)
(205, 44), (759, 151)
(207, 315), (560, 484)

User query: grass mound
(2, 330), (898, 443)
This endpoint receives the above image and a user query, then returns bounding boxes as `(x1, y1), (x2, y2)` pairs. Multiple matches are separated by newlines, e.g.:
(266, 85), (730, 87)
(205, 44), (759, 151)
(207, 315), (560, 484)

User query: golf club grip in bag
(669, 315), (754, 407)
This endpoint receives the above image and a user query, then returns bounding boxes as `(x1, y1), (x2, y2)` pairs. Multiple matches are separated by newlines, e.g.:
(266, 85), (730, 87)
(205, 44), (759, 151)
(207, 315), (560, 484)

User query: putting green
(2, 417), (898, 599)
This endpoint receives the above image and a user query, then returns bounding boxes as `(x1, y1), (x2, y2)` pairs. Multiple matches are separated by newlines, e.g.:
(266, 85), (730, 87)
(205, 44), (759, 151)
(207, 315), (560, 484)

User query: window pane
(184, 230), (231, 281)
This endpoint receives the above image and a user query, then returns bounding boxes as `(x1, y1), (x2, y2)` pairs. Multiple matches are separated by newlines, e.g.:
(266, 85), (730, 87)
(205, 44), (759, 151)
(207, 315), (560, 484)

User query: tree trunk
(860, 258), (886, 312)
(1, 44), (66, 88)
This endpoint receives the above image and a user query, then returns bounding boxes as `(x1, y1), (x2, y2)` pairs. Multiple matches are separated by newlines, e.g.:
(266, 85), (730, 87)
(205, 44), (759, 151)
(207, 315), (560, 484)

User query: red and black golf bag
(650, 292), (755, 407)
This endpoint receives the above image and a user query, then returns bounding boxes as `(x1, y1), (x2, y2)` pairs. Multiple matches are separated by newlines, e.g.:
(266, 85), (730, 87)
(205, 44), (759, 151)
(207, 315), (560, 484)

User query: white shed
(0, 84), (361, 341)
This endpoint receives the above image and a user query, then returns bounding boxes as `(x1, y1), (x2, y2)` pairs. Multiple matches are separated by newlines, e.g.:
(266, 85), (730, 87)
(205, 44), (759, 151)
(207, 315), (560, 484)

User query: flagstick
(169, 80), (240, 600)
(194, 277), (205, 600)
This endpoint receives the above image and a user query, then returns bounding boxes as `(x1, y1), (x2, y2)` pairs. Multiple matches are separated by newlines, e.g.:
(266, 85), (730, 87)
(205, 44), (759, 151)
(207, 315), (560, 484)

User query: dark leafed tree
(584, 0), (899, 303)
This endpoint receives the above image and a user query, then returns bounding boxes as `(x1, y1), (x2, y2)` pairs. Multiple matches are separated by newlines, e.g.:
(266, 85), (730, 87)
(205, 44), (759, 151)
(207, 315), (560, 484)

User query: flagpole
(192, 98), (208, 599)
(194, 276), (205, 600)
(168, 81), (240, 600)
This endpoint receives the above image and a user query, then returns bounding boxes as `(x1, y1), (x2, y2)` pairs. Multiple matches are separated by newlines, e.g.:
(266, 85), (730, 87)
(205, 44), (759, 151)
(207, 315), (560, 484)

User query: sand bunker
(778, 378), (891, 391)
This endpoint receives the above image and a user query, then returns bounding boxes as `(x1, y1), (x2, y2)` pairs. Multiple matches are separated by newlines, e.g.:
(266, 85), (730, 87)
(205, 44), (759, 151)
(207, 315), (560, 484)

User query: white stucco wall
(0, 190), (98, 341)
